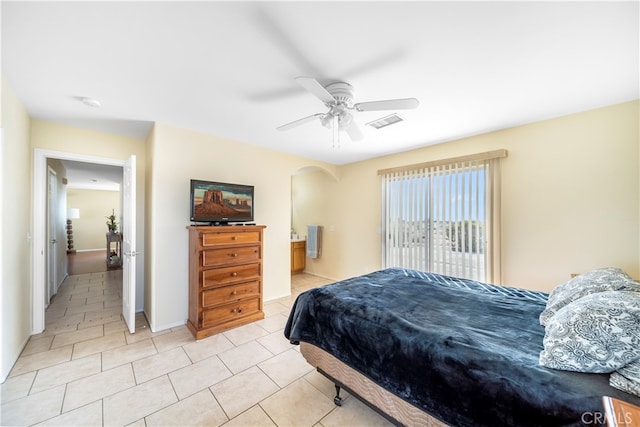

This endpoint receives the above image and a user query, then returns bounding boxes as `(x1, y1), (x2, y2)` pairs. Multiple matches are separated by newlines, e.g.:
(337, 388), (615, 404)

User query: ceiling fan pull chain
(333, 114), (340, 148)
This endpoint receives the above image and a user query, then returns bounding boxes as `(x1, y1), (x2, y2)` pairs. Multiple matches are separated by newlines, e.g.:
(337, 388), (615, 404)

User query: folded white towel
(307, 225), (320, 259)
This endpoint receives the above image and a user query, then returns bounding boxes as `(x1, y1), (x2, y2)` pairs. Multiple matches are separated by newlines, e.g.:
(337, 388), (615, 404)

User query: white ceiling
(61, 160), (123, 191)
(3, 1), (638, 173)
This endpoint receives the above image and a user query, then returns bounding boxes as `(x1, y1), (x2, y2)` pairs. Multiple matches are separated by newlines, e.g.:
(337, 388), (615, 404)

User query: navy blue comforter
(284, 268), (640, 426)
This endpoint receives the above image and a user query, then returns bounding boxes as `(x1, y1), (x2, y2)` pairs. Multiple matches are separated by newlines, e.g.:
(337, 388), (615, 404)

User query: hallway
(0, 272), (391, 426)
(67, 250), (111, 275)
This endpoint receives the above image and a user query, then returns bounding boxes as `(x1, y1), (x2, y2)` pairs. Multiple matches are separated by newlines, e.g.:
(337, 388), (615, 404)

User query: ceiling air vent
(366, 113), (404, 130)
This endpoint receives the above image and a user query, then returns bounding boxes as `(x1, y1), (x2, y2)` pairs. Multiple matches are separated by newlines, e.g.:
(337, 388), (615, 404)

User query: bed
(284, 268), (640, 426)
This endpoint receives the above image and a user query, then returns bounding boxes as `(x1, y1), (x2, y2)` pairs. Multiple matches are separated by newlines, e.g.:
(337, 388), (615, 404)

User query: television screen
(190, 179), (254, 224)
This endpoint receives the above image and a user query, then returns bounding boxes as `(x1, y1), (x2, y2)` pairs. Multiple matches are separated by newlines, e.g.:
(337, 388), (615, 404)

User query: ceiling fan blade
(344, 120), (363, 141)
(295, 76), (336, 104)
(277, 113), (325, 131)
(354, 98), (419, 112)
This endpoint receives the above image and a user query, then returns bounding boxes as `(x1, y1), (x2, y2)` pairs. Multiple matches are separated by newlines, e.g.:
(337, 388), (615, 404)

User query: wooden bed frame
(300, 342), (448, 427)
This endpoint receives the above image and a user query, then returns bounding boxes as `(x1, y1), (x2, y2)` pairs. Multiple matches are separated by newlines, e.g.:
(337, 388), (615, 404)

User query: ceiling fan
(277, 77), (419, 147)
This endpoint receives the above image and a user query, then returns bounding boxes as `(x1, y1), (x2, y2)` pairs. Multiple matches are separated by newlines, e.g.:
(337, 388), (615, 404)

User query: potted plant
(106, 209), (118, 233)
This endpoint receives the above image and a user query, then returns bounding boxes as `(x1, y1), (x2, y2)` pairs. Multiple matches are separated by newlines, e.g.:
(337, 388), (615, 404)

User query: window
(380, 150), (506, 283)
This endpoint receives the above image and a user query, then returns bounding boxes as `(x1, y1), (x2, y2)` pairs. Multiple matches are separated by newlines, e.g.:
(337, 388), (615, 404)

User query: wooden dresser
(187, 225), (266, 340)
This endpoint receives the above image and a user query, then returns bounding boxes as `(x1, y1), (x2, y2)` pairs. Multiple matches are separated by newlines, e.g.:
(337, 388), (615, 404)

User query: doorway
(32, 149), (137, 335)
(65, 178), (122, 276)
(290, 165), (338, 287)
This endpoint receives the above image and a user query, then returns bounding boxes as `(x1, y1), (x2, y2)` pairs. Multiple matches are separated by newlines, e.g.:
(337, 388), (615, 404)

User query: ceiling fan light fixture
(320, 114), (333, 129)
(338, 112), (353, 129)
(366, 113), (404, 129)
(320, 108), (352, 130)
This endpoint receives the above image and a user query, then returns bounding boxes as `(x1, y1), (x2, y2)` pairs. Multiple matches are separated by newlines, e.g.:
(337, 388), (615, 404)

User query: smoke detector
(80, 97), (101, 108)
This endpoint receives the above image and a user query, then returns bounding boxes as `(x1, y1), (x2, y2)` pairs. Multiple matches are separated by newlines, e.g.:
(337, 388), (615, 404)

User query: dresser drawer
(201, 264), (260, 287)
(202, 246), (260, 267)
(202, 298), (260, 327)
(202, 281), (260, 307)
(201, 231), (260, 247)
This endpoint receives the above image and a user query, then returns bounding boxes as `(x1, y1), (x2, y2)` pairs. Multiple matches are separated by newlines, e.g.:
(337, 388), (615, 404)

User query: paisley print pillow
(540, 268), (637, 326)
(610, 359), (640, 397)
(539, 290), (640, 373)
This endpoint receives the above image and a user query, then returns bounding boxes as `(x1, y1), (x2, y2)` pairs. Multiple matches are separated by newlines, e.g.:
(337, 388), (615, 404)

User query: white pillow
(539, 268), (637, 326)
(539, 290), (640, 373)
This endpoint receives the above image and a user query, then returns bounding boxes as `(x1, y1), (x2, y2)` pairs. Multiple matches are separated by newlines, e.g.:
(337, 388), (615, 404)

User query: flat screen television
(190, 179), (254, 225)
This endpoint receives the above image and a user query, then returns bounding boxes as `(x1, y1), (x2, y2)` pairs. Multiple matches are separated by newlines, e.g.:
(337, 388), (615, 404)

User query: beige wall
(145, 123), (336, 331)
(67, 189), (121, 250)
(292, 101), (640, 292)
(1, 77), (32, 381)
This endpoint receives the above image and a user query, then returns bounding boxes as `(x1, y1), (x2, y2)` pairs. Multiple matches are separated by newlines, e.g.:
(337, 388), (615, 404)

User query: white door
(47, 167), (57, 306)
(122, 155), (137, 333)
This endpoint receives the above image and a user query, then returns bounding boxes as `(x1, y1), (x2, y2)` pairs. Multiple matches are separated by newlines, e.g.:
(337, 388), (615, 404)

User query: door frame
(32, 149), (128, 334)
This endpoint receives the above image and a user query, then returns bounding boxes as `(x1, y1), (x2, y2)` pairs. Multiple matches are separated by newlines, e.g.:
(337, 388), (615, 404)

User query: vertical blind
(380, 150), (505, 283)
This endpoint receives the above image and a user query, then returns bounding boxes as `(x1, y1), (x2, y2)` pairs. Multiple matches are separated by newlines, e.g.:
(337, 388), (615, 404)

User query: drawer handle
(231, 291), (237, 296)
(231, 236), (238, 241)
(232, 307), (243, 313)
(230, 253), (238, 257)
(231, 272), (238, 277)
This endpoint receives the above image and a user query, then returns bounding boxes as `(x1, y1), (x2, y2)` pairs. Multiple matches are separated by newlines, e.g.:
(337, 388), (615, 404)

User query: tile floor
(1, 271), (393, 426)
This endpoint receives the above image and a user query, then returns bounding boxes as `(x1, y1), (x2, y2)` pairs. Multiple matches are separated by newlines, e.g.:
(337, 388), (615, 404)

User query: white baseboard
(264, 291), (292, 303)
(147, 318), (186, 334)
(301, 271), (338, 282)
(56, 274), (67, 294)
(1, 333), (31, 384)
